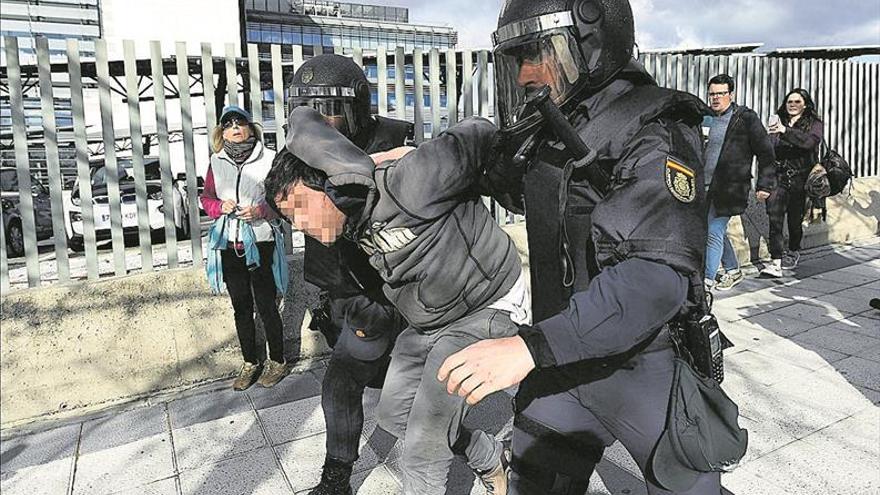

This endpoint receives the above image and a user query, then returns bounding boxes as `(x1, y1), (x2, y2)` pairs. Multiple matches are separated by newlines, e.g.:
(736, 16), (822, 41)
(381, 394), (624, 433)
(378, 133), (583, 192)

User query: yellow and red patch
(664, 156), (697, 203)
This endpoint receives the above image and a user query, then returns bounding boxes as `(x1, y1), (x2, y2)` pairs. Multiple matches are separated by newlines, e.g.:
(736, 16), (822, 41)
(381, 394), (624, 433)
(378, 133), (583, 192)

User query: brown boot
(232, 361), (262, 391)
(257, 359), (289, 388)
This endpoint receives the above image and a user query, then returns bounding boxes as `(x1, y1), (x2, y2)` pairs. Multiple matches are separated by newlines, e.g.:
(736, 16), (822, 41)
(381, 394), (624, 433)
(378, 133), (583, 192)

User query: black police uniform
(303, 114), (412, 467)
(505, 64), (720, 495)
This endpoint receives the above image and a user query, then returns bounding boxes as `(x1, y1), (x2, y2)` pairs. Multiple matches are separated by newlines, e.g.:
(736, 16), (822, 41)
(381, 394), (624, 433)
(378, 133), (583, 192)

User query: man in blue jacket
(268, 107), (528, 495)
(703, 74), (776, 289)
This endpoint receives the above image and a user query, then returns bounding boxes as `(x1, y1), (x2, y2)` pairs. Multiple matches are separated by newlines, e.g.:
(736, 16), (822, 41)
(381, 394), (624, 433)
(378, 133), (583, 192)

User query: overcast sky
(363, 0), (880, 51)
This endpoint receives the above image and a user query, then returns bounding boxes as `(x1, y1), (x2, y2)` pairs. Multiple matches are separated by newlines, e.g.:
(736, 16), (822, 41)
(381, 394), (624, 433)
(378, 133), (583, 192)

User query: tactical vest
(525, 84), (709, 322)
(304, 116), (412, 298)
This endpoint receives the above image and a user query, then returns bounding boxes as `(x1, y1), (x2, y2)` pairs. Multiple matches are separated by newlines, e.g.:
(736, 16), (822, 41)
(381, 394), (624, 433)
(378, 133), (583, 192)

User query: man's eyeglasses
(708, 91), (730, 99)
(222, 117), (247, 130)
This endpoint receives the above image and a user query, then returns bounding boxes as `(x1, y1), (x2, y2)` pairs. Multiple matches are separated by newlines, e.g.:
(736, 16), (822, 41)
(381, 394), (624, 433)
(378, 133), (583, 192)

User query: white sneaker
(781, 251), (800, 270)
(705, 278), (716, 292)
(761, 259), (783, 278)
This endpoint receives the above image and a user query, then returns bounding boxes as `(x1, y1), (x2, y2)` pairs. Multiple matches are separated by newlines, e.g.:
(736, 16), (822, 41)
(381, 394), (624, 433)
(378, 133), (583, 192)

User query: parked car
(62, 157), (192, 251)
(1, 167), (54, 258)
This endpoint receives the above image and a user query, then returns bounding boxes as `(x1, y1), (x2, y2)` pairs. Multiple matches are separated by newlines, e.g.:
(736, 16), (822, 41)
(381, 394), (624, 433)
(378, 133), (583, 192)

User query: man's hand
(756, 190), (771, 202)
(438, 336), (536, 406)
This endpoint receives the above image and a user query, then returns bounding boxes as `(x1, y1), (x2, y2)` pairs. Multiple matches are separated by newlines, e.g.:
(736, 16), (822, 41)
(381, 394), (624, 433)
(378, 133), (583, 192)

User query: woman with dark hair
(761, 88), (823, 278)
(200, 105), (287, 390)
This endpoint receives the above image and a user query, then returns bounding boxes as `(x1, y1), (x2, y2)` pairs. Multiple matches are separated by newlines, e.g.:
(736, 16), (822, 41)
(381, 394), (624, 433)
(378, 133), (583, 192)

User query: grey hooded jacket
(287, 107), (521, 330)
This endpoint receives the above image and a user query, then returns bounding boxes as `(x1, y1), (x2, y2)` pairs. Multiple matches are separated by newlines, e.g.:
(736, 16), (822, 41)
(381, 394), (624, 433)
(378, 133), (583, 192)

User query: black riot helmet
(493, 0), (635, 135)
(288, 54), (372, 138)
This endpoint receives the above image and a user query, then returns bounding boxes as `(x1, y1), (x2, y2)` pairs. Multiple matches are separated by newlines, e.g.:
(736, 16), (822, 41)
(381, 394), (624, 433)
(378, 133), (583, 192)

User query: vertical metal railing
(1, 40), (878, 291)
(123, 39), (152, 272)
(36, 36), (71, 283)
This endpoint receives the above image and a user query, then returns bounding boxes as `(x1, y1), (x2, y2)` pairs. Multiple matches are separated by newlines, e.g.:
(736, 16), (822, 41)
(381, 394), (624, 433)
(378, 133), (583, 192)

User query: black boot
(307, 456), (353, 495)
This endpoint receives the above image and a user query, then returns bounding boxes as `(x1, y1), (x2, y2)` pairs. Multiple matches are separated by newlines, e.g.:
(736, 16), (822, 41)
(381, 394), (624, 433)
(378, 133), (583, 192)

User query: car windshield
(91, 161), (134, 187)
(1, 170), (18, 192)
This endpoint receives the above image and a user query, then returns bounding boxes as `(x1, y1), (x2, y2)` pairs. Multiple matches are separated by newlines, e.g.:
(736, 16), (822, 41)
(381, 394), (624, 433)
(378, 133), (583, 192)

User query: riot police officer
(277, 53), (412, 495)
(438, 1), (730, 493)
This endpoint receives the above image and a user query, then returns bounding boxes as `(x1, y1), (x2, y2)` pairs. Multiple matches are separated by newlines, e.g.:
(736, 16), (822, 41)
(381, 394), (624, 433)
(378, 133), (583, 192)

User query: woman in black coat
(762, 88), (824, 278)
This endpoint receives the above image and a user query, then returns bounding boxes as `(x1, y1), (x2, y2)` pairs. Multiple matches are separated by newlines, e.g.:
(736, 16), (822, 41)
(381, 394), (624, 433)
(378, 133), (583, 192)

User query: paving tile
(750, 337), (846, 371)
(247, 372), (322, 411)
(767, 366), (875, 418)
(258, 395), (325, 446)
(728, 376), (852, 440)
(721, 465), (793, 495)
(813, 268), (880, 286)
(801, 408), (879, 469)
(771, 302), (856, 327)
(717, 287), (823, 319)
(275, 433), (326, 493)
(785, 276), (853, 294)
(0, 423), (80, 473)
(742, 311), (819, 338)
(112, 476), (178, 495)
(791, 325), (880, 356)
(859, 309), (880, 321)
(168, 386), (253, 429)
(835, 286), (880, 304)
(737, 415), (798, 463)
(813, 292), (880, 315)
(716, 320), (787, 354)
(738, 438), (879, 495)
(73, 432), (175, 495)
(173, 410), (267, 472)
(79, 405), (168, 454)
(832, 356), (880, 392)
(726, 350), (818, 387)
(820, 315), (880, 338)
(349, 465), (402, 495)
(0, 457), (72, 495)
(855, 386), (880, 404)
(179, 447), (291, 495)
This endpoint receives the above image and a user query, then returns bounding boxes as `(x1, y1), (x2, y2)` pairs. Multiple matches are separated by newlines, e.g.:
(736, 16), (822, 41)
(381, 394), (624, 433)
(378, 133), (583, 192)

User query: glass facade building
(0, 0), (101, 62)
(244, 0), (457, 55)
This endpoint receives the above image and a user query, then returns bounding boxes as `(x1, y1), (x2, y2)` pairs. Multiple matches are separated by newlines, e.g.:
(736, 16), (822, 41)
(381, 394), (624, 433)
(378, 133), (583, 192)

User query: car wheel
(6, 220), (24, 258)
(67, 235), (85, 252)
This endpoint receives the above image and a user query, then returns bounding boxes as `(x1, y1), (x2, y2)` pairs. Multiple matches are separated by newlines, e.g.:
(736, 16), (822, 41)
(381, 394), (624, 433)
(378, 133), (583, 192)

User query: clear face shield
(289, 86), (360, 137)
(494, 25), (587, 134)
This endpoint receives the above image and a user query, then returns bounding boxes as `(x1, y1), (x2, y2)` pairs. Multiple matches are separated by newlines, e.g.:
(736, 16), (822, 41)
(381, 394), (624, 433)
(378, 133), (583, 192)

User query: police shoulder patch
(664, 156), (697, 203)
(301, 67), (313, 84)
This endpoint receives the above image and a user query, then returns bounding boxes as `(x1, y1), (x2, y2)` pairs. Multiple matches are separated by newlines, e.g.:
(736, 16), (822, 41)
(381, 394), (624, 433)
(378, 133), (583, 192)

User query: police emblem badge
(301, 67), (314, 84)
(664, 156), (696, 203)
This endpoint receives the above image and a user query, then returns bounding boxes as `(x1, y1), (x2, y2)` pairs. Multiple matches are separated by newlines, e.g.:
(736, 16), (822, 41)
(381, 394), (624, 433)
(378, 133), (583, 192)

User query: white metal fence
(1, 37), (878, 291)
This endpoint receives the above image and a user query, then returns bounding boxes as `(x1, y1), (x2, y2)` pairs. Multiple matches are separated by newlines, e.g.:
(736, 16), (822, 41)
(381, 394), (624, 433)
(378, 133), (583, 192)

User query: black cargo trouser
(766, 172), (808, 259)
(222, 241), (284, 363)
(322, 343), (391, 463)
(508, 333), (722, 495)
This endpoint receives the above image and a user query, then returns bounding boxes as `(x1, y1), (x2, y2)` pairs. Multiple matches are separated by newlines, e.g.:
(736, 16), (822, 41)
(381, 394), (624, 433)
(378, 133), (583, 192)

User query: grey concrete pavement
(2, 240), (878, 495)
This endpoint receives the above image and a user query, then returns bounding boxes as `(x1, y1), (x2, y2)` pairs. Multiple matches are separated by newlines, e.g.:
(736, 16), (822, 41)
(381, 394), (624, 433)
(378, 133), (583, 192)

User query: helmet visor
(290, 96), (358, 136)
(494, 30), (586, 132)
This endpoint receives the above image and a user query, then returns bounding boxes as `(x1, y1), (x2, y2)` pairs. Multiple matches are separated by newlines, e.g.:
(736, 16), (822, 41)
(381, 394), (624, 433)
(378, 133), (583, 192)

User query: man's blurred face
(274, 181), (346, 245)
(708, 83), (733, 114)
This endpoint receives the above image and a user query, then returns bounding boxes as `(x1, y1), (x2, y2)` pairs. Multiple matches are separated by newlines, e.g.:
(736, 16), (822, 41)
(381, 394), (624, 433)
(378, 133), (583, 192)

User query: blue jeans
(705, 206), (739, 281)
